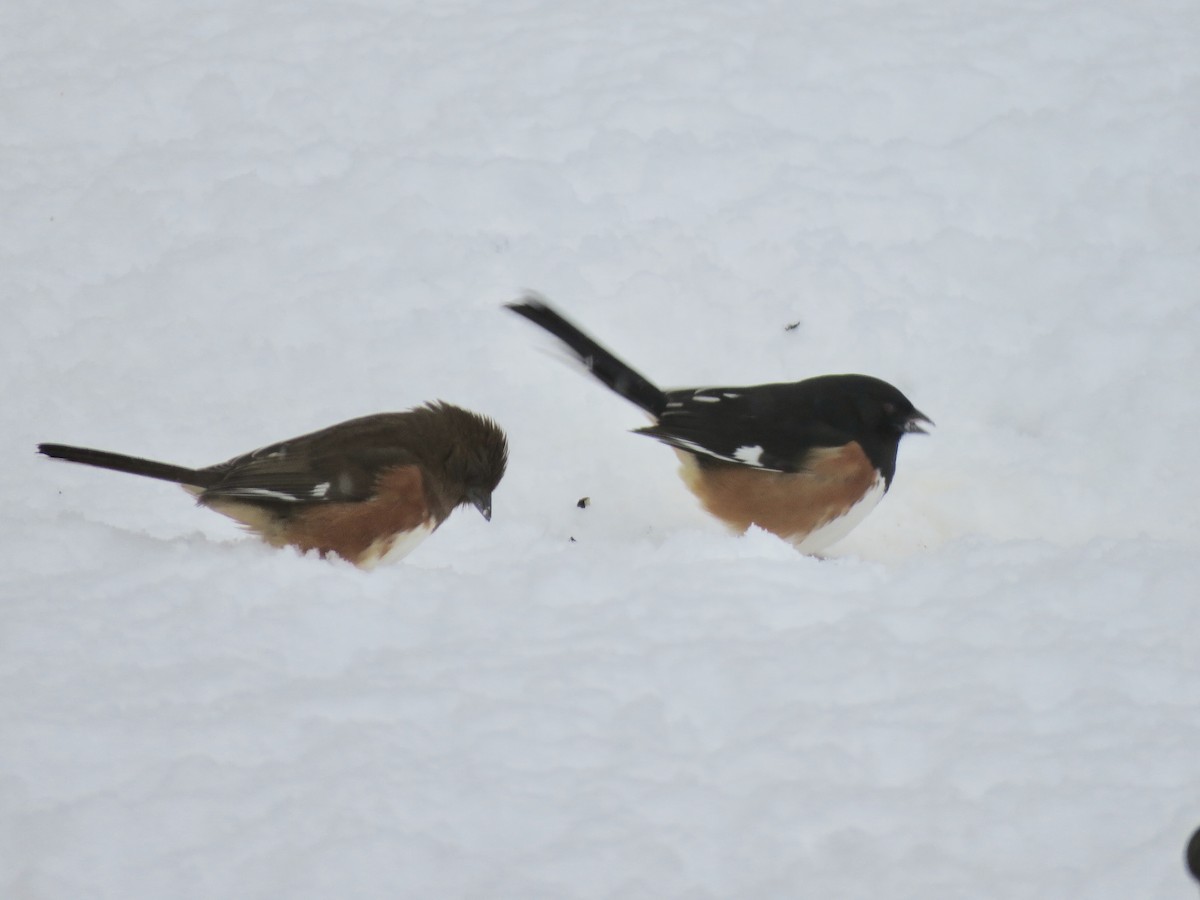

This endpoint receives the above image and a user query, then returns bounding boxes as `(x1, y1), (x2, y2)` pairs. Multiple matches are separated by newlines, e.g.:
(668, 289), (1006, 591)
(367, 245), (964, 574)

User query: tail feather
(506, 294), (667, 416)
(38, 443), (211, 487)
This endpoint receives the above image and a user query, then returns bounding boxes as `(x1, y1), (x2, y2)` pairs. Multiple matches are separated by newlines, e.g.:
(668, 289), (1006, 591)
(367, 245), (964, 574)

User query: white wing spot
(311, 482), (330, 499)
(227, 487), (301, 502)
(733, 445), (764, 466)
(654, 435), (784, 471)
(722, 392), (741, 399)
(691, 394), (720, 404)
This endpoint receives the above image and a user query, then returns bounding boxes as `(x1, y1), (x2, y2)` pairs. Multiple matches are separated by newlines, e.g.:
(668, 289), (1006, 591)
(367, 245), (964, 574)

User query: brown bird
(39, 402), (508, 568)
(507, 295), (929, 553)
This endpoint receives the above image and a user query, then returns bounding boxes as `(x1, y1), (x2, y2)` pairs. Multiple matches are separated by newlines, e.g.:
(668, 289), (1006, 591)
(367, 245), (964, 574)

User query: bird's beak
(904, 411), (934, 434)
(467, 488), (493, 521)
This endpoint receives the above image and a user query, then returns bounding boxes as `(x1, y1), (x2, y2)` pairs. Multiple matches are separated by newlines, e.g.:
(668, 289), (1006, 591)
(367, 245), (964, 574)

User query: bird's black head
(846, 375), (932, 439)
(418, 402), (509, 521)
(802, 374), (931, 485)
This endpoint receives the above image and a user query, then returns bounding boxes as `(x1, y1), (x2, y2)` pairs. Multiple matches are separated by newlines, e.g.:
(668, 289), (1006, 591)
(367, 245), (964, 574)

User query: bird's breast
(674, 442), (885, 553)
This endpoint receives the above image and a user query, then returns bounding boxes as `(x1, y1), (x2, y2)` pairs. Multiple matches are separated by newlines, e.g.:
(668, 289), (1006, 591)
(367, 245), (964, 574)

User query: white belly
(789, 476), (886, 554)
(357, 521), (436, 569)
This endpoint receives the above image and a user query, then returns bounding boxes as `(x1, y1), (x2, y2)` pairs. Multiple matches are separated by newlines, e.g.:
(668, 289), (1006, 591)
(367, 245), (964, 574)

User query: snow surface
(3, 0), (1200, 897)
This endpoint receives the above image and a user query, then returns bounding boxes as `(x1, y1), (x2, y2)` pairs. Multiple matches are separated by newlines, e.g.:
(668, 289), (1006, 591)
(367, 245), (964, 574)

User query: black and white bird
(507, 294), (930, 553)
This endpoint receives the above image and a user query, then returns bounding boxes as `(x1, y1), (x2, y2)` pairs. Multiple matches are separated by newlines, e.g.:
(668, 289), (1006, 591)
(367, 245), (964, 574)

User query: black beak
(467, 487), (493, 521)
(904, 410), (934, 435)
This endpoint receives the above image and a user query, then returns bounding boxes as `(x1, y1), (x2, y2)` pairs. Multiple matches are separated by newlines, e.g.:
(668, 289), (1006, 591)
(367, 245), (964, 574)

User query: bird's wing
(635, 387), (853, 473)
(198, 417), (420, 505)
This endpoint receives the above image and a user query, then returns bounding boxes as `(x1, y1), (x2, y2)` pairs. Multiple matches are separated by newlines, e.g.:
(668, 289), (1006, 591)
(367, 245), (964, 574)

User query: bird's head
(430, 403), (509, 521)
(847, 376), (933, 440)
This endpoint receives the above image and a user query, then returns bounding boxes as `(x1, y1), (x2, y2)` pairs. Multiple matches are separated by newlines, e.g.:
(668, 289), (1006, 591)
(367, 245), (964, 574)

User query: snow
(3, 0), (1200, 897)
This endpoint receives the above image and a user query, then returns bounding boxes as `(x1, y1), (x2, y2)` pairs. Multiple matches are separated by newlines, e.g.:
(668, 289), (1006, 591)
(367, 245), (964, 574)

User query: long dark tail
(506, 293), (668, 416)
(38, 443), (212, 487)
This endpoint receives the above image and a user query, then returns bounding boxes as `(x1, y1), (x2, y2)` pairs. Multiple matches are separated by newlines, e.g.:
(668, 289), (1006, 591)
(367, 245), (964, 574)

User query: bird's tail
(38, 443), (212, 487)
(506, 293), (668, 417)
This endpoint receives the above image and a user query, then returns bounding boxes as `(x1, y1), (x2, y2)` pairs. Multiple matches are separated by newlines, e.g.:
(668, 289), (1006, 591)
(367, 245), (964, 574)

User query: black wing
(636, 384), (854, 473)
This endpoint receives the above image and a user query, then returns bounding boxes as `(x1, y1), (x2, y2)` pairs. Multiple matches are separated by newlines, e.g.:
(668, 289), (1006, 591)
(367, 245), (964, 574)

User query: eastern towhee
(39, 402), (508, 568)
(507, 294), (930, 553)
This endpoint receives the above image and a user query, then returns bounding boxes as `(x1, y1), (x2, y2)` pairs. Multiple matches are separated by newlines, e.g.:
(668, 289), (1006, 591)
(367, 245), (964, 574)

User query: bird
(506, 294), (930, 553)
(38, 402), (508, 569)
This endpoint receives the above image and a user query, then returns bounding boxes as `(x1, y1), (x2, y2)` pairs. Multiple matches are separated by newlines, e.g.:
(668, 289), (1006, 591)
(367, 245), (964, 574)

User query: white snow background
(3, 0), (1199, 897)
